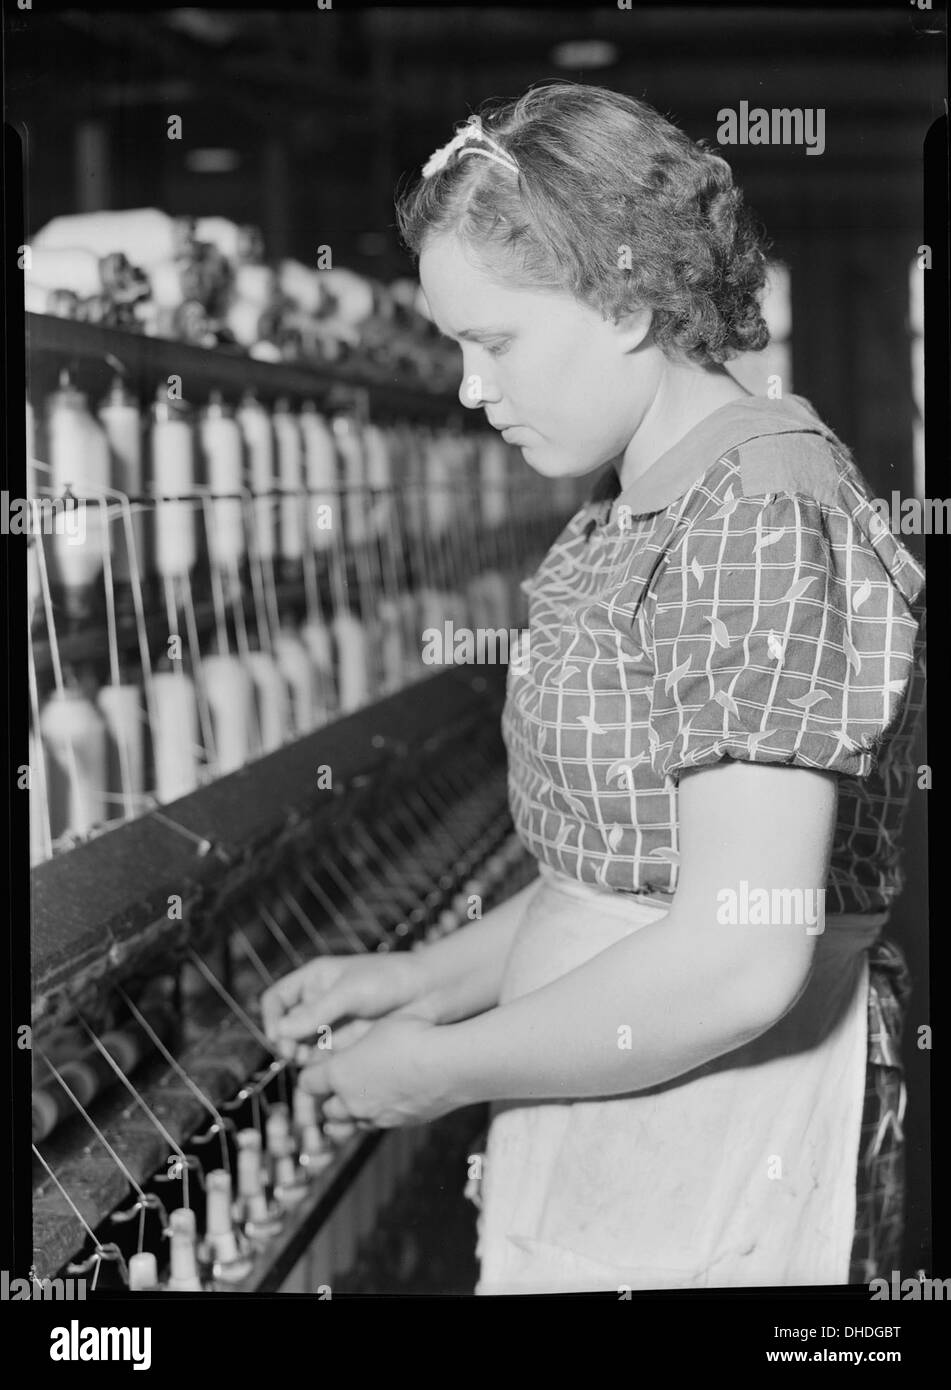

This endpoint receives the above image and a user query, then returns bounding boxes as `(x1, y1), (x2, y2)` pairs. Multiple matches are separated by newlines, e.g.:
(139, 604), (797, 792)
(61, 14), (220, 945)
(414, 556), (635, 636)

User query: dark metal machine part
(31, 664), (536, 1288)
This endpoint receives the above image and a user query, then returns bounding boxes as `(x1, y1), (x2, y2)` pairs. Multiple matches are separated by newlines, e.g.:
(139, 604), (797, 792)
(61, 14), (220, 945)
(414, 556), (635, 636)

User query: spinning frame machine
(25, 307), (583, 1293)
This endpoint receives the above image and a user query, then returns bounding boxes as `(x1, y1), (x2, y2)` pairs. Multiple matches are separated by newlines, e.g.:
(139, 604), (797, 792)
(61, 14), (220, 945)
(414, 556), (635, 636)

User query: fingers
(261, 964), (353, 1048)
(260, 978), (297, 1041)
(275, 1016), (368, 1064)
(296, 1065), (371, 1145)
(322, 1095), (374, 1144)
(270, 982), (355, 1050)
(260, 963), (317, 1033)
(324, 1120), (360, 1145)
(297, 1056), (334, 1098)
(330, 1018), (374, 1050)
(322, 1094), (352, 1123)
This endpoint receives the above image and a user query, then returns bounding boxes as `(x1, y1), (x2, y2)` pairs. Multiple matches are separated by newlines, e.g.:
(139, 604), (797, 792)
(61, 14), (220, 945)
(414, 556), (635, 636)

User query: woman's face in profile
(419, 233), (652, 478)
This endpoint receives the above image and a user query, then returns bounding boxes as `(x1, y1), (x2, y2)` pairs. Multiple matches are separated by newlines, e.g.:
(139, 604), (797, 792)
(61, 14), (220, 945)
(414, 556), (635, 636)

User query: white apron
(474, 866), (887, 1294)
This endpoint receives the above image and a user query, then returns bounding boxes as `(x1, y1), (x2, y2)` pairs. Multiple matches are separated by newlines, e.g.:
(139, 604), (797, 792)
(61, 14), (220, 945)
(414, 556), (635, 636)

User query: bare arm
(438, 762), (836, 1102)
(266, 874), (539, 1048)
(302, 762), (839, 1124)
(404, 876), (541, 1023)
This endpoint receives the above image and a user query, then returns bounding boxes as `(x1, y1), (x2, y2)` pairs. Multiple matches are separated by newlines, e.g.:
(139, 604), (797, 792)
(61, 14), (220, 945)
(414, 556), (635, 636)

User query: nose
(457, 352), (501, 413)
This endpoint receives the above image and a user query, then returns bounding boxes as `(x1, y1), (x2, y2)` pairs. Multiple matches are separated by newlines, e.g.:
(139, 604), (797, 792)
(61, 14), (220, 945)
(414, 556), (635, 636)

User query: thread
(332, 612), (369, 714)
(48, 375), (110, 611)
(200, 393), (245, 569)
(202, 653), (255, 775)
(39, 683), (108, 838)
(166, 1207), (202, 1291)
(151, 394), (196, 580)
(273, 628), (316, 736)
(299, 402), (337, 552)
(273, 400), (305, 565)
(97, 682), (145, 820)
(244, 649), (291, 754)
(98, 378), (144, 585)
(236, 393), (276, 563)
(151, 669), (200, 803)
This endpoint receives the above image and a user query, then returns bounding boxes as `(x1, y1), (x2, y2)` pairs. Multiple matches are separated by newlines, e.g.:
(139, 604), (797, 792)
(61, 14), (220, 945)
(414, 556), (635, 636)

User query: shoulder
(685, 394), (862, 512)
(677, 404), (889, 551)
(731, 430), (848, 509)
(696, 413), (924, 606)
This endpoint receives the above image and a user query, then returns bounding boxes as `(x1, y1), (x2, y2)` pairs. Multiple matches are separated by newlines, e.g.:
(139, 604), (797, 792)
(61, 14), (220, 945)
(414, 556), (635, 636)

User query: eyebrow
(437, 326), (510, 342)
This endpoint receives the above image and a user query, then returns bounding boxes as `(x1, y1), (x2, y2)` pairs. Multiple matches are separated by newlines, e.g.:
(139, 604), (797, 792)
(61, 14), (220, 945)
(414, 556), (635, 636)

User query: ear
(612, 306), (653, 354)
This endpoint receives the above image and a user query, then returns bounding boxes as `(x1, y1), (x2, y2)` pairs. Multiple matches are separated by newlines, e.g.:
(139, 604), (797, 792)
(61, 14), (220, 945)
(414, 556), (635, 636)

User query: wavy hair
(395, 82), (770, 366)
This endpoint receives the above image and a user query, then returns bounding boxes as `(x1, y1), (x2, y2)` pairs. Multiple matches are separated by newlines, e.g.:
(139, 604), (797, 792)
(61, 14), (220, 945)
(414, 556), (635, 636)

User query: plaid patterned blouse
(503, 394), (927, 917)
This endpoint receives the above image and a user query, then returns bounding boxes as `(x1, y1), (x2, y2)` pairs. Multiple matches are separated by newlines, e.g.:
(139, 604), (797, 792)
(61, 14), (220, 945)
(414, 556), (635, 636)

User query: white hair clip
(422, 114), (519, 180)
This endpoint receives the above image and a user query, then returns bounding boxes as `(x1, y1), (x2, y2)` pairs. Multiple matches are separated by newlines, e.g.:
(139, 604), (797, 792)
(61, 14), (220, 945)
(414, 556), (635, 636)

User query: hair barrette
(422, 114), (519, 180)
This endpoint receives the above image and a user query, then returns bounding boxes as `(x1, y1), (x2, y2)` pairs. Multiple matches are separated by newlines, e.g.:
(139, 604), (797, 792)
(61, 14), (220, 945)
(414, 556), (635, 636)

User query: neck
(618, 358), (751, 493)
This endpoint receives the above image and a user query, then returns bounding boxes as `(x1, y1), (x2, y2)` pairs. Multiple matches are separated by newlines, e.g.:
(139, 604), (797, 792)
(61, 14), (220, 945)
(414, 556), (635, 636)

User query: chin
(520, 445), (602, 481)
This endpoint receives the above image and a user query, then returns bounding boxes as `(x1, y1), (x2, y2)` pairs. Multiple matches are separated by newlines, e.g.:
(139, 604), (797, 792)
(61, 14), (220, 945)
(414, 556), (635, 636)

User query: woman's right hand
(261, 951), (424, 1056)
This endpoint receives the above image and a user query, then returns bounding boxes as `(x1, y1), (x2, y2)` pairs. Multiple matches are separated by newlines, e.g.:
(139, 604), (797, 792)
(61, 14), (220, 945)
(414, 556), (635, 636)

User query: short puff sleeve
(646, 493), (923, 782)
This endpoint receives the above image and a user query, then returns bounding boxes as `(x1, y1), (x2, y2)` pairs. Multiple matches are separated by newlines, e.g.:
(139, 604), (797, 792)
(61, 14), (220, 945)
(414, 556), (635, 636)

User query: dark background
(6, 2), (944, 1277)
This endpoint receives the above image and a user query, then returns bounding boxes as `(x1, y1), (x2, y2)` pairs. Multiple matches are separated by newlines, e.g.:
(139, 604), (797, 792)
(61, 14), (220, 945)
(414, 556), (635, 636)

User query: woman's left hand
(296, 1012), (455, 1132)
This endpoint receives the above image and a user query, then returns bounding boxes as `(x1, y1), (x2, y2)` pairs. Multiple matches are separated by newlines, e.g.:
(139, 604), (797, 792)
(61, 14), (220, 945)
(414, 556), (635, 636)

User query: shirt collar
(608, 393), (837, 519)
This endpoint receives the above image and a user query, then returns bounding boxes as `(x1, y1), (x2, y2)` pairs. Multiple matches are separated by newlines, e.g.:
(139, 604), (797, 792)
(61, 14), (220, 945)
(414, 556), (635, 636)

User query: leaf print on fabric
(607, 823), (625, 852)
(843, 632), (862, 675)
(664, 656), (692, 694)
(780, 575), (820, 604)
(710, 484), (739, 520)
(767, 631), (786, 662)
(554, 821), (574, 851)
(713, 689), (740, 717)
(647, 725), (661, 756)
(754, 527), (786, 553)
(745, 730), (779, 754)
(649, 846), (681, 864)
(576, 714), (606, 735)
(606, 754), (650, 784)
(705, 615), (730, 648)
(551, 665), (581, 687)
(851, 576), (873, 611)
(536, 725), (549, 754)
(690, 556), (704, 589)
(886, 678), (907, 696)
(788, 689), (832, 710)
(561, 791), (588, 817)
(616, 634), (646, 665)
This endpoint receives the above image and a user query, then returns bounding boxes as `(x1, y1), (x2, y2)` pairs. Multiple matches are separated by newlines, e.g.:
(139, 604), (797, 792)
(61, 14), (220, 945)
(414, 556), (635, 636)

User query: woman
(262, 84), (926, 1293)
